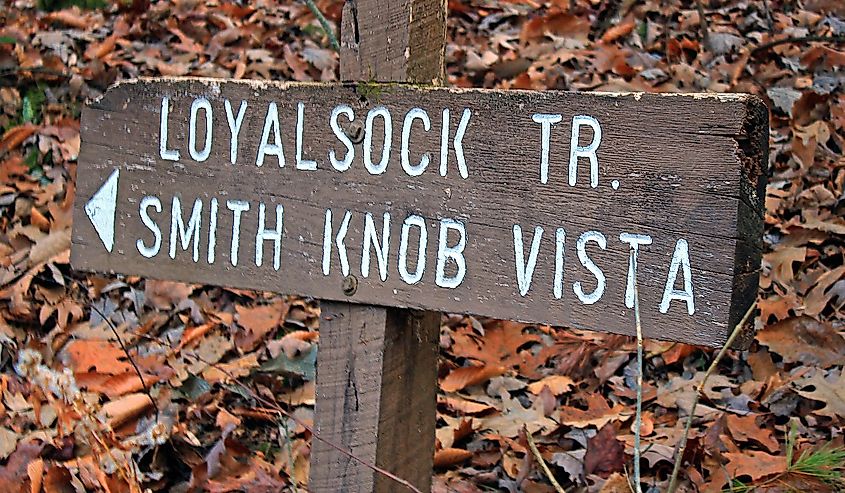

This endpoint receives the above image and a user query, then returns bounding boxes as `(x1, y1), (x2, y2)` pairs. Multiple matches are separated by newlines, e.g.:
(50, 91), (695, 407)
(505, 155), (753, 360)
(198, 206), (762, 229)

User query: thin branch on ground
(631, 247), (644, 493)
(751, 34), (845, 55)
(524, 425), (566, 493)
(304, 0), (340, 52)
(666, 302), (757, 493)
(129, 329), (422, 493)
(83, 281), (160, 422)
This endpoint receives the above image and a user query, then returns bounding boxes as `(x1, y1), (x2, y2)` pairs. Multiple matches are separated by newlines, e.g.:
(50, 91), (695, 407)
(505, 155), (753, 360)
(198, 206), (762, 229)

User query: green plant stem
(667, 302), (756, 493)
(304, 0), (340, 52)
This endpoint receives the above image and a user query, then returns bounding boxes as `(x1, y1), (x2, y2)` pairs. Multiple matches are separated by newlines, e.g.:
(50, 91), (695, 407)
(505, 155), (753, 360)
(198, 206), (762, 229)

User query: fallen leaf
(0, 427), (19, 460)
(726, 414), (780, 453)
(101, 393), (153, 428)
(795, 371), (845, 418)
(64, 340), (133, 374)
(479, 395), (556, 437)
(757, 316), (845, 368)
(215, 407), (241, 431)
(526, 375), (575, 395)
(804, 265), (845, 317)
(450, 320), (540, 369)
(559, 393), (626, 428)
(521, 12), (591, 44)
(584, 424), (624, 478)
(599, 472), (632, 492)
(144, 280), (193, 310)
(434, 448), (473, 468)
(235, 299), (287, 352)
(28, 228), (70, 267)
(600, 18), (636, 44)
(724, 450), (787, 481)
(436, 416), (475, 449)
(441, 364), (505, 392)
(438, 395), (495, 415)
(0, 440), (45, 484)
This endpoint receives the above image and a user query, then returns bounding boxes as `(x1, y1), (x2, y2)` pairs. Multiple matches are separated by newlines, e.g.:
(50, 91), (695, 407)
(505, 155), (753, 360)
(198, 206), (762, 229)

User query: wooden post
(309, 1), (447, 491)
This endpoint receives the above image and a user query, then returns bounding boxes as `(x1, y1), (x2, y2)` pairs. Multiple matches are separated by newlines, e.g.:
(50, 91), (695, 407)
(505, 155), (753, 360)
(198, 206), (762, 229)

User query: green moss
(355, 81), (395, 103)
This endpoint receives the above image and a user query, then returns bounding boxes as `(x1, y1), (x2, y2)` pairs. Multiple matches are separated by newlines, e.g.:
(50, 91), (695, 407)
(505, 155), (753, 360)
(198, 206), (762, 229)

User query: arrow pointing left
(84, 168), (119, 252)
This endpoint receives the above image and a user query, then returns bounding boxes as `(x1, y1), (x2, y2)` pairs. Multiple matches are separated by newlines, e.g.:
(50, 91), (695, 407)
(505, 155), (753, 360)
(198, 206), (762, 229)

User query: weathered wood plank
(310, 2), (443, 492)
(339, 0), (446, 83)
(310, 303), (439, 491)
(71, 81), (767, 347)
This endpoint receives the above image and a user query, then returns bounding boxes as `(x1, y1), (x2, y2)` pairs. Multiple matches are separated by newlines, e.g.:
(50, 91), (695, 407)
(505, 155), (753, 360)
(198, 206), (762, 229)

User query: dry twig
(524, 425), (566, 493)
(666, 302), (757, 493)
(751, 34), (845, 55)
(129, 329), (422, 493)
(67, 274), (160, 421)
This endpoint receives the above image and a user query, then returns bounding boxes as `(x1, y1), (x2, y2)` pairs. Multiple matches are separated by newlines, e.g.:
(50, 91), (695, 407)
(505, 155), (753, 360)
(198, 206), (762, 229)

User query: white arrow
(84, 168), (119, 252)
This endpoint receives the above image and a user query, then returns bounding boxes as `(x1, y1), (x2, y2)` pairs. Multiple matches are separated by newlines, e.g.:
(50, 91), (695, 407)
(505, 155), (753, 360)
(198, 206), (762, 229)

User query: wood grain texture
(339, 0), (446, 83)
(311, 2), (442, 491)
(309, 303), (439, 491)
(71, 81), (767, 347)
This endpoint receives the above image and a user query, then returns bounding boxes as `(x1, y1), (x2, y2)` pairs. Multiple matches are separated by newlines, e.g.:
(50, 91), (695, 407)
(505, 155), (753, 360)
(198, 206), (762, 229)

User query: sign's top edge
(102, 76), (755, 103)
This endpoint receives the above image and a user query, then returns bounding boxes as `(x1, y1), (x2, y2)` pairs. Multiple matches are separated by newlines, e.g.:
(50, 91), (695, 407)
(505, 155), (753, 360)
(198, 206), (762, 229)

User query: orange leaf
(520, 12), (591, 44)
(600, 18), (636, 44)
(144, 279), (194, 310)
(0, 124), (38, 154)
(527, 375), (575, 395)
(235, 299), (288, 352)
(102, 393), (153, 428)
(757, 316), (845, 368)
(440, 365), (504, 392)
(433, 448), (472, 468)
(176, 322), (215, 352)
(66, 340), (133, 375)
(450, 320), (540, 368)
(44, 9), (91, 29)
(726, 415), (780, 453)
(438, 395), (494, 415)
(724, 450), (786, 481)
(559, 393), (626, 428)
(77, 371), (164, 398)
(29, 206), (50, 232)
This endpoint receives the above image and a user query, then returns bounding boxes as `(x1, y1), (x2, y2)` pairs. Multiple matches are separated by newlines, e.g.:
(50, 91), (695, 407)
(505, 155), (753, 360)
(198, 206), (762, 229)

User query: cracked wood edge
(730, 96), (768, 348)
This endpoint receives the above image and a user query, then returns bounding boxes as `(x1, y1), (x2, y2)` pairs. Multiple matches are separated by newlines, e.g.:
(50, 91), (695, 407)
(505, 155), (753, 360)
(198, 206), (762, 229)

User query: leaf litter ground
(0, 0), (844, 491)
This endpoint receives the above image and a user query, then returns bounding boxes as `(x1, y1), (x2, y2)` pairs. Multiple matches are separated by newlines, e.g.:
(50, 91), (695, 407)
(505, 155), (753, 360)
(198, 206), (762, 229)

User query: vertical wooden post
(309, 1), (446, 492)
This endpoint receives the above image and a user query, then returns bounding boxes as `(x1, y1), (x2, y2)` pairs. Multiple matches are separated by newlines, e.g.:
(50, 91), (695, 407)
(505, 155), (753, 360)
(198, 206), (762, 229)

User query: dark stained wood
(310, 303), (439, 491)
(71, 81), (768, 348)
(310, 2), (443, 492)
(339, 0), (446, 84)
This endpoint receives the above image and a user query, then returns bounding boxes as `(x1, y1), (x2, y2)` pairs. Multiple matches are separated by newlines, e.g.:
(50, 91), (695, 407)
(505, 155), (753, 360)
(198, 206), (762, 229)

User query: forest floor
(0, 0), (844, 491)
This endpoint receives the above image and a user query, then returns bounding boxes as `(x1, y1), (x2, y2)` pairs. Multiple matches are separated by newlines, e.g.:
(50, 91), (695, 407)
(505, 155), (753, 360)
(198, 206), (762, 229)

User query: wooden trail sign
(72, 80), (767, 347)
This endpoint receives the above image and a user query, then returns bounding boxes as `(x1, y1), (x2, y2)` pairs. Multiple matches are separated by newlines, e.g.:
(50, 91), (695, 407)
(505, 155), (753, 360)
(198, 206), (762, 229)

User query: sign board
(71, 78), (767, 347)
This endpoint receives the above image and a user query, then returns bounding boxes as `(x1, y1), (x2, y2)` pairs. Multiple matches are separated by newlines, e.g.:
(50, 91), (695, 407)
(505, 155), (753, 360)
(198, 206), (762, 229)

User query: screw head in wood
(342, 120), (364, 144)
(342, 275), (358, 296)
